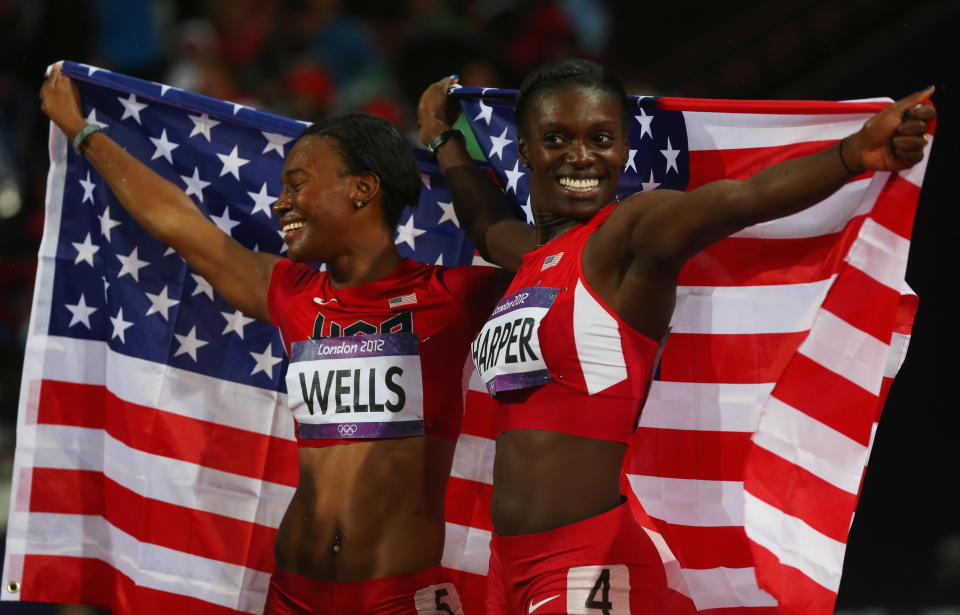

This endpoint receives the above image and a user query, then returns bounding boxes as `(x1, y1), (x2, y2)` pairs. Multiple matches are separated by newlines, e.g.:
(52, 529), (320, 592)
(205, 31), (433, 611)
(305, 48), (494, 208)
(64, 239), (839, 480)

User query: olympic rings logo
(338, 424), (358, 437)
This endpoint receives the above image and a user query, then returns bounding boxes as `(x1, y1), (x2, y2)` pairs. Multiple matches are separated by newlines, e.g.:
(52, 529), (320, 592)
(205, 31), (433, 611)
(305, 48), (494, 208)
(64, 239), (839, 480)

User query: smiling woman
(418, 58), (935, 614)
(39, 64), (509, 615)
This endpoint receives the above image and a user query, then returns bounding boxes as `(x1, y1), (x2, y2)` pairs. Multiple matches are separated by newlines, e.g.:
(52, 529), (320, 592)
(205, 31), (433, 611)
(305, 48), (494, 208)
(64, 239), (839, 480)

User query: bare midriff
(491, 429), (627, 536)
(273, 434), (455, 581)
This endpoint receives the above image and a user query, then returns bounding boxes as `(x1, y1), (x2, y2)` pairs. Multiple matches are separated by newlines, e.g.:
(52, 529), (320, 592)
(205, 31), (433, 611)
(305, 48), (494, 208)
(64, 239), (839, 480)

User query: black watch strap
(427, 129), (464, 155)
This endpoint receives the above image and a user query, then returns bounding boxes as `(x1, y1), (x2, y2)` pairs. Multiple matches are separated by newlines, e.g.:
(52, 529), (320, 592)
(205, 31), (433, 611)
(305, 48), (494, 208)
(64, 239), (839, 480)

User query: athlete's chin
(546, 190), (615, 220)
(284, 240), (318, 264)
(555, 199), (608, 221)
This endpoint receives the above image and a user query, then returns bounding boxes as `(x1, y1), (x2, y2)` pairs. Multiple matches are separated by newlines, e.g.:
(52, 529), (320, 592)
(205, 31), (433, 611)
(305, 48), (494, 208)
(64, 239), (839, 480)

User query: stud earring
(354, 201), (364, 209)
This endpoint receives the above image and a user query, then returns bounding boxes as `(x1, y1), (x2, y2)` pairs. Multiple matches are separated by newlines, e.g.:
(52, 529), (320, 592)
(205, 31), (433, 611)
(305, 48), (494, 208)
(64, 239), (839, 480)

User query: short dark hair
(299, 113), (421, 230)
(514, 59), (630, 135)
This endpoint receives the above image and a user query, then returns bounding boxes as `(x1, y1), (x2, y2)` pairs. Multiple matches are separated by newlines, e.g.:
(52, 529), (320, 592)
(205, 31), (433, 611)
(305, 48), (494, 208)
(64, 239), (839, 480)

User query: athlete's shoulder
(437, 264), (500, 297)
(273, 259), (326, 289)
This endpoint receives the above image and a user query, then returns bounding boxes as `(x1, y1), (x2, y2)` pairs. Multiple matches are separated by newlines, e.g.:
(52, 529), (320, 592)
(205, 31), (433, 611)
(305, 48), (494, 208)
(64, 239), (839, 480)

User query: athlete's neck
(327, 244), (404, 289)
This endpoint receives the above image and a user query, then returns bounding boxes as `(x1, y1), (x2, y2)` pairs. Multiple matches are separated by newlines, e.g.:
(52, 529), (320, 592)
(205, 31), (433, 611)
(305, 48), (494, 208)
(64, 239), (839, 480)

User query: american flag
(540, 252), (564, 272)
(1, 63), (932, 615)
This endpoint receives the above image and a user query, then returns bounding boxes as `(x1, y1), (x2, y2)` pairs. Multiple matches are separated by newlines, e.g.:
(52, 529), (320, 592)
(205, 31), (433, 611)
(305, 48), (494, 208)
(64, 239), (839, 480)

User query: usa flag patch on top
(541, 252), (564, 271)
(388, 292), (417, 307)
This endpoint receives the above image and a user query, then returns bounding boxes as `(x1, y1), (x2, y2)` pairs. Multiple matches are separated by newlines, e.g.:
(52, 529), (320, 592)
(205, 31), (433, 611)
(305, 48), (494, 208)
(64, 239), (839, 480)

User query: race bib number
(471, 287), (558, 396)
(286, 333), (424, 439)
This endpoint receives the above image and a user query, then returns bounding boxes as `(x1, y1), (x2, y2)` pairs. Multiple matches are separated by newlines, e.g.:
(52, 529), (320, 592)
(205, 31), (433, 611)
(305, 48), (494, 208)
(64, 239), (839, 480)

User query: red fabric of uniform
(485, 203), (662, 443)
(485, 503), (696, 615)
(263, 564), (464, 615)
(268, 258), (498, 447)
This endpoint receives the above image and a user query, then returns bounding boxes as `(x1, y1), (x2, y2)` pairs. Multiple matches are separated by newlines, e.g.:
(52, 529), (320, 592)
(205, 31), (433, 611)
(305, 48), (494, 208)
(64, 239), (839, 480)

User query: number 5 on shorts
(414, 582), (463, 615)
(566, 565), (630, 614)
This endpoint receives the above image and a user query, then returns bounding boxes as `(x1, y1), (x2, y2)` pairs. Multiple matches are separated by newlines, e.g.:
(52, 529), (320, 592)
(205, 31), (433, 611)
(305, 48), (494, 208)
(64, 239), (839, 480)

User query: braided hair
(299, 113), (421, 230)
(513, 59), (630, 136)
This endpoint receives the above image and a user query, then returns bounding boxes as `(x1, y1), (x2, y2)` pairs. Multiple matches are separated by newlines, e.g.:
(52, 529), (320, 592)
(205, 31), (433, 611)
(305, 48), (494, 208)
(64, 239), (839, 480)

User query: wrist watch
(427, 129), (464, 156)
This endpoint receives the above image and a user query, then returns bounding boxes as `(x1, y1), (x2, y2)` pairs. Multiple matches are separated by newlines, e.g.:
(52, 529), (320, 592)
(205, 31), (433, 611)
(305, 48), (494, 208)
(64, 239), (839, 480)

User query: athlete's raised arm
(624, 87), (935, 273)
(39, 64), (280, 322)
(418, 76), (536, 272)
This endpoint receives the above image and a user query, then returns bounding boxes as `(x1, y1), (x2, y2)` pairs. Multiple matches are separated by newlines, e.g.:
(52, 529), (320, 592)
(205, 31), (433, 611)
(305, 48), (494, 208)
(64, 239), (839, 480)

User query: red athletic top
(471, 204), (662, 443)
(269, 258), (498, 447)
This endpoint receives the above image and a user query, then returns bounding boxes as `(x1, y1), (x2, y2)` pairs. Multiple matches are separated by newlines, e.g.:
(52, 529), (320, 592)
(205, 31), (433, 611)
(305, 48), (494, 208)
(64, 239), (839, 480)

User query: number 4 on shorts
(566, 565), (631, 614)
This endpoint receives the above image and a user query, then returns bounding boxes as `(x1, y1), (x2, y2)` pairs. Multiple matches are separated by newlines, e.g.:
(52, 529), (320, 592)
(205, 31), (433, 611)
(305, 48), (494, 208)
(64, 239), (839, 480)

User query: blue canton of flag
(396, 151), (479, 267)
(51, 62), (302, 390)
(451, 86), (690, 222)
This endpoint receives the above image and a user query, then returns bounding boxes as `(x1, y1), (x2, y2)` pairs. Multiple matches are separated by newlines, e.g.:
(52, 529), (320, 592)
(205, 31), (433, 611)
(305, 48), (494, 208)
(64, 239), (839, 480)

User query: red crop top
(269, 258), (498, 447)
(471, 204), (663, 443)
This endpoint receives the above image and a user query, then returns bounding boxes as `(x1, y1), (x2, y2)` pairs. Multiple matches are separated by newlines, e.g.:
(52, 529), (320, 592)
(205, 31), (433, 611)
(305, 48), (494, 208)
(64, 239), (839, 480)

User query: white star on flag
(436, 201), (459, 227)
(661, 137), (681, 174)
(504, 160), (524, 193)
(434, 253), (444, 266)
(221, 309), (254, 339)
(488, 126), (513, 161)
(248, 182), (277, 217)
(149, 129), (179, 164)
(117, 93), (148, 124)
(395, 215), (426, 249)
(109, 307), (134, 343)
(79, 171), (96, 203)
(261, 131), (293, 157)
(180, 167), (211, 202)
(145, 285), (180, 321)
(635, 108), (654, 139)
(188, 113), (221, 142)
(85, 108), (109, 129)
(250, 343), (283, 377)
(72, 233), (100, 266)
(625, 149), (638, 173)
(521, 195), (533, 224)
(420, 172), (431, 190)
(116, 247), (149, 282)
(65, 294), (97, 329)
(191, 273), (214, 300)
(210, 206), (241, 235)
(276, 230), (288, 253)
(99, 207), (121, 240)
(474, 101), (493, 125)
(641, 169), (661, 192)
(217, 145), (250, 180)
(173, 326), (207, 362)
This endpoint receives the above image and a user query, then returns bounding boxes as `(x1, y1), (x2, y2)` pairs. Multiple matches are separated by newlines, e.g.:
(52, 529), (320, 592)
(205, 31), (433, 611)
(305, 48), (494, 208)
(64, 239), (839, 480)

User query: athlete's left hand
(844, 87), (936, 173)
(418, 75), (461, 147)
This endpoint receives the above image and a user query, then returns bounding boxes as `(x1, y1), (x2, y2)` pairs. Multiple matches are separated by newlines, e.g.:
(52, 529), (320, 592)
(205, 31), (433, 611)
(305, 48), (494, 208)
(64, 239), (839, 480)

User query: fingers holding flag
(40, 63), (86, 141)
(418, 75), (461, 147)
(846, 86), (936, 173)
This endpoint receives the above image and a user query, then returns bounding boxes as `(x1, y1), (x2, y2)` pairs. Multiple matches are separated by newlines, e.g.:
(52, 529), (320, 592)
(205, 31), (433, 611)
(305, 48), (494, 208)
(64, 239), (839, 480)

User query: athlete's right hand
(39, 63), (86, 140)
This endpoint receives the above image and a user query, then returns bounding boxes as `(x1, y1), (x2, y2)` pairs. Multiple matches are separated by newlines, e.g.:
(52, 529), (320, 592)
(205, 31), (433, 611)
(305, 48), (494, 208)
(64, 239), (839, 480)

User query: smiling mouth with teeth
(558, 176), (600, 192)
(282, 221), (305, 234)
